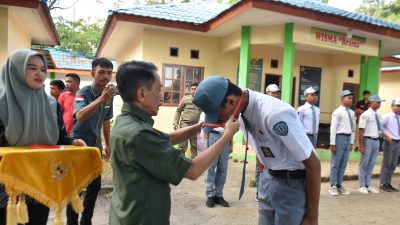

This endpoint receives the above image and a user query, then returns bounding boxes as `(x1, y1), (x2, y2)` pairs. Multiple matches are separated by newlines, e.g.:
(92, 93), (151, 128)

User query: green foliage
(357, 0), (400, 23)
(54, 17), (103, 58)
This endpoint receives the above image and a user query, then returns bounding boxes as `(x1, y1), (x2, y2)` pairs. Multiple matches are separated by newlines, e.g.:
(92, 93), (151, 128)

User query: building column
(50, 72), (56, 80)
(365, 41), (381, 94)
(235, 26), (251, 145)
(281, 23), (295, 104)
(0, 8), (9, 63)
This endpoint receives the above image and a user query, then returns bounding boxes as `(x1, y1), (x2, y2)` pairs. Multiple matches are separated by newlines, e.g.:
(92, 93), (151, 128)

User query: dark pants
(0, 202), (49, 225)
(66, 176), (101, 225)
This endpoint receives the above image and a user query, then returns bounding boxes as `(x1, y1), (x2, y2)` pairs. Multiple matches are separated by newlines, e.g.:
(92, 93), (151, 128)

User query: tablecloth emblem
(50, 160), (71, 181)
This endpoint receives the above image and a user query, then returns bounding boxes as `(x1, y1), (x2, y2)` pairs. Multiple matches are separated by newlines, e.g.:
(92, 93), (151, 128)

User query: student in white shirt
(379, 99), (400, 192)
(329, 90), (356, 196)
(193, 76), (321, 225)
(357, 95), (383, 194)
(297, 87), (320, 147)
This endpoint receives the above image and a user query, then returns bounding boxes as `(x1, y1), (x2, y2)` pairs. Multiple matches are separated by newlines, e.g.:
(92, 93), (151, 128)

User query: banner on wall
(237, 58), (263, 92)
(311, 27), (366, 50)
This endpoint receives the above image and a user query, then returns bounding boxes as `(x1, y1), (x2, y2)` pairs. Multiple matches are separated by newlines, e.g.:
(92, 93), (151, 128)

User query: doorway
(265, 74), (296, 105)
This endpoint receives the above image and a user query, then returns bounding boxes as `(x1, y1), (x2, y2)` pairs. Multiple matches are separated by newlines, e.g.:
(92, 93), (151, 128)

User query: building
(0, 0), (59, 63)
(95, 0), (400, 143)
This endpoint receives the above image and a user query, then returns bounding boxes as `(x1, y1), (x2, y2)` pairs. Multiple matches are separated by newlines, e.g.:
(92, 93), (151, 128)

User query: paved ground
(48, 157), (400, 225)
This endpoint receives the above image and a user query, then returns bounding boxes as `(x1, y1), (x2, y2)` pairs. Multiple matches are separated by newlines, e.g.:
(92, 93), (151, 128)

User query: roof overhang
(96, 0), (400, 58)
(0, 0), (59, 46)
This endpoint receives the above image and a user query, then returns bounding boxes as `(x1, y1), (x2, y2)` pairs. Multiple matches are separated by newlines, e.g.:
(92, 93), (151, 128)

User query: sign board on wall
(311, 27), (366, 50)
(237, 58), (263, 92)
(299, 66), (322, 107)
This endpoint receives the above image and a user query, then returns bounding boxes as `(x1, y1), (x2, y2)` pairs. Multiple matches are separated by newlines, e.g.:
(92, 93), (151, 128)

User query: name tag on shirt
(260, 146), (275, 158)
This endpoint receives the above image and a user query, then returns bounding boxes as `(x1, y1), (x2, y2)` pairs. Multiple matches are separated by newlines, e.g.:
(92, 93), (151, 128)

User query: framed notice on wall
(298, 66), (322, 107)
(237, 58), (263, 92)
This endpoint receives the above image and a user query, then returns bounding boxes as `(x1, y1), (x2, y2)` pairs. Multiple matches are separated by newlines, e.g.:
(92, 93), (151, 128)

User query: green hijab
(0, 49), (59, 146)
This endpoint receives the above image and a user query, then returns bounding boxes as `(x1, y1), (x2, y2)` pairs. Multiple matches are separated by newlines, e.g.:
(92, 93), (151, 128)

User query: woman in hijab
(0, 49), (86, 225)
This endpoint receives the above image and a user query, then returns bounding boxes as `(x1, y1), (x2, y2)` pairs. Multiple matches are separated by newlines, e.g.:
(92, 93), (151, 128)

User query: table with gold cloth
(0, 146), (103, 225)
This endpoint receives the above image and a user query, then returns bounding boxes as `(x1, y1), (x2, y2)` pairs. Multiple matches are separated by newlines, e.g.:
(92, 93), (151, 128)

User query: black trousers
(66, 176), (101, 225)
(0, 201), (49, 225)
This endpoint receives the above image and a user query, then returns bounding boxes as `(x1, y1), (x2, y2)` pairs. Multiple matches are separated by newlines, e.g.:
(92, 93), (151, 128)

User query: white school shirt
(330, 105), (356, 145)
(382, 111), (400, 140)
(297, 102), (320, 135)
(358, 108), (382, 138)
(239, 90), (314, 171)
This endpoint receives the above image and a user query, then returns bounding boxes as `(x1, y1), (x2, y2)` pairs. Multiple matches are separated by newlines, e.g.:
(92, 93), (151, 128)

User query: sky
(50, 0), (364, 22)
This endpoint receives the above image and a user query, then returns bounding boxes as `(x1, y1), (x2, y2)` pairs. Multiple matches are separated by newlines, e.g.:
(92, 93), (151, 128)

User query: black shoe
(206, 197), (215, 208)
(380, 184), (394, 192)
(388, 184), (399, 192)
(214, 196), (229, 207)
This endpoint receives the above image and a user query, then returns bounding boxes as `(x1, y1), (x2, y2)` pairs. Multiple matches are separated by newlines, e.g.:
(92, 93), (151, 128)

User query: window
(170, 47), (179, 57)
(270, 59), (278, 68)
(190, 50), (199, 59)
(348, 69), (354, 78)
(162, 64), (204, 106)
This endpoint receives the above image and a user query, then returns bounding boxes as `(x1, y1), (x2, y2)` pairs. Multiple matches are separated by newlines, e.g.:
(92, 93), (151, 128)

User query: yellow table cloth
(0, 146), (103, 224)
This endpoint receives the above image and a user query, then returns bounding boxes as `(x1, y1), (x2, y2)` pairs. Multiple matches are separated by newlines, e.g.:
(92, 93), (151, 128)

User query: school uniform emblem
(273, 121), (288, 136)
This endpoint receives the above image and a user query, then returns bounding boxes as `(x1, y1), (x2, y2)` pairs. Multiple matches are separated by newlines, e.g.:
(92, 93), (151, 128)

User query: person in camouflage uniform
(173, 83), (202, 158)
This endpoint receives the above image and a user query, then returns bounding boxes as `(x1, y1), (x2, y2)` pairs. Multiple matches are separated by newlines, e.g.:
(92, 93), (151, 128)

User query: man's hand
(173, 124), (178, 130)
(72, 139), (86, 146)
(223, 116), (240, 137)
(386, 138), (393, 145)
(103, 145), (111, 161)
(100, 85), (114, 102)
(301, 215), (318, 225)
(330, 145), (336, 154)
(359, 145), (365, 153)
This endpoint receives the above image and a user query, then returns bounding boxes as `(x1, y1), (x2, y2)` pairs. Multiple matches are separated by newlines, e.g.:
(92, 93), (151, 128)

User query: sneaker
(388, 184), (399, 192)
(206, 196), (215, 208)
(329, 186), (339, 196)
(367, 186), (380, 194)
(379, 184), (393, 192)
(338, 186), (351, 195)
(214, 196), (229, 207)
(358, 187), (368, 195)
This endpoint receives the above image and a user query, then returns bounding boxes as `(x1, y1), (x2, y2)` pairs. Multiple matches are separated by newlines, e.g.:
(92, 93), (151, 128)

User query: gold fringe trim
(0, 166), (102, 211)
(6, 191), (17, 225)
(16, 194), (29, 224)
(53, 210), (64, 225)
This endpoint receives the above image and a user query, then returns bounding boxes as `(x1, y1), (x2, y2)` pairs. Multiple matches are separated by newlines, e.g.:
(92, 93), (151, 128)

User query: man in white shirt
(379, 99), (400, 192)
(193, 76), (321, 225)
(297, 87), (320, 147)
(329, 90), (356, 196)
(357, 95), (384, 194)
(265, 84), (281, 99)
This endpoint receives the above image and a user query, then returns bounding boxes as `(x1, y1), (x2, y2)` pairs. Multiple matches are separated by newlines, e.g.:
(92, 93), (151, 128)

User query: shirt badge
(273, 121), (288, 136)
(75, 96), (84, 102)
(260, 146), (275, 158)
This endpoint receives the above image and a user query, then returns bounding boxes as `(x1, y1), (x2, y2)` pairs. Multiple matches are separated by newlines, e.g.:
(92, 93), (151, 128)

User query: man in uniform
(379, 99), (400, 192)
(297, 87), (320, 147)
(173, 83), (202, 158)
(265, 83), (281, 99)
(109, 61), (239, 224)
(66, 58), (115, 225)
(193, 76), (321, 225)
(357, 95), (383, 194)
(58, 73), (80, 135)
(329, 90), (355, 196)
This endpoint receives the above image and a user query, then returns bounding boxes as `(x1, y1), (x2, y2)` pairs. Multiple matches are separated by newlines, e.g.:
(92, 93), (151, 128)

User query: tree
(357, 0), (400, 23)
(52, 17), (103, 58)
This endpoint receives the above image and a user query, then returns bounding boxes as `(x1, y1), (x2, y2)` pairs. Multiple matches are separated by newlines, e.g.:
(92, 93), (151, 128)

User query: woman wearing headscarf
(0, 49), (86, 225)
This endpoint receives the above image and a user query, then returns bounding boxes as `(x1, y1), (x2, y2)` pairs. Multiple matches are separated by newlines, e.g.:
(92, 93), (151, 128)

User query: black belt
(307, 133), (317, 136)
(268, 169), (306, 179)
(209, 130), (222, 135)
(337, 133), (351, 136)
(364, 136), (379, 140)
(392, 139), (400, 143)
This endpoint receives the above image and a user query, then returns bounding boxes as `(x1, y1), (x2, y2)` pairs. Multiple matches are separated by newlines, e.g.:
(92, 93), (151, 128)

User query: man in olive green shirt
(173, 83), (202, 158)
(110, 61), (239, 225)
